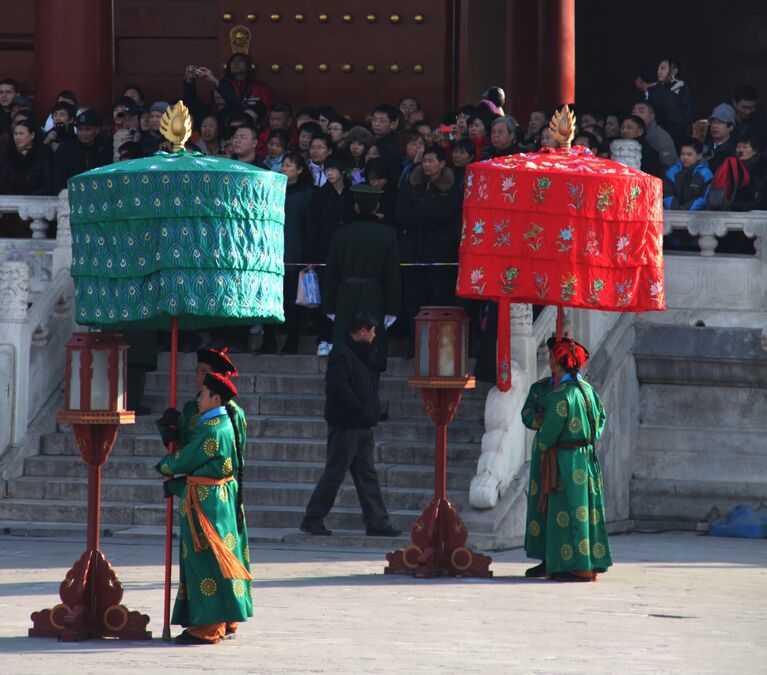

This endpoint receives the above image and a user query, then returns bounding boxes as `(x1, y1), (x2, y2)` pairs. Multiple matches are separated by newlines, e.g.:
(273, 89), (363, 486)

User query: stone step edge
(638, 423), (767, 434)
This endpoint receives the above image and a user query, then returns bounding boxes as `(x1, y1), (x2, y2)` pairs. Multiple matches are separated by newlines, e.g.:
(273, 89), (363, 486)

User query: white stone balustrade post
(0, 261), (31, 446)
(52, 189), (72, 275)
(17, 200), (57, 240)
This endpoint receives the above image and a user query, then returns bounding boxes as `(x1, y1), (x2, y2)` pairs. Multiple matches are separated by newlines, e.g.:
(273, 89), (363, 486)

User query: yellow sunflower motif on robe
(556, 400), (569, 417)
(218, 485), (229, 502)
(222, 457), (233, 476)
(578, 538), (590, 556)
(196, 485), (209, 501)
(592, 542), (606, 559)
(568, 417), (582, 434)
(529, 520), (541, 536)
(203, 438), (219, 457)
(556, 511), (570, 528)
(189, 412), (200, 428)
(179, 499), (188, 518)
(204, 417), (221, 426)
(572, 468), (587, 485)
(182, 540), (188, 559)
(244, 546), (250, 563)
(232, 579), (246, 597)
(590, 508), (601, 525)
(200, 578), (217, 596)
(177, 584), (187, 600)
(560, 544), (573, 560)
(530, 480), (538, 496)
(224, 533), (237, 551)
(575, 506), (588, 522)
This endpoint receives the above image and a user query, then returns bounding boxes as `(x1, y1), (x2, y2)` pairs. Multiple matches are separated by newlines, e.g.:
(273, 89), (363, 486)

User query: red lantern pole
(162, 316), (179, 641)
(30, 333), (151, 641)
(385, 307), (492, 578)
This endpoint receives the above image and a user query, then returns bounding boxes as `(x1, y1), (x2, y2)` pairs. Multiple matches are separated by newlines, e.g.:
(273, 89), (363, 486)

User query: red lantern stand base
(385, 380), (492, 578)
(29, 413), (152, 641)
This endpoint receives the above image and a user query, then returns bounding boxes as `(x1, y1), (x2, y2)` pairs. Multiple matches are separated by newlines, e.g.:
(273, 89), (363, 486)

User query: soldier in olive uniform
(322, 184), (401, 372)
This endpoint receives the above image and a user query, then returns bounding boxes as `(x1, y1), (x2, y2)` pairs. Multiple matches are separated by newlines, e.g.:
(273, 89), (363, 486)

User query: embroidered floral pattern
(557, 226), (574, 252)
(596, 184), (614, 212)
(649, 280), (664, 307)
(587, 278), (605, 305)
(501, 175), (517, 203)
(469, 267), (485, 295)
(533, 272), (549, 299)
(532, 176), (552, 203)
(624, 185), (642, 213)
(567, 182), (584, 209)
(584, 230), (601, 256)
(498, 361), (510, 386)
(616, 234), (631, 262)
(560, 273), (577, 302)
(523, 222), (545, 252)
(616, 279), (633, 307)
(471, 219), (485, 246)
(492, 219), (511, 248)
(500, 267), (519, 295)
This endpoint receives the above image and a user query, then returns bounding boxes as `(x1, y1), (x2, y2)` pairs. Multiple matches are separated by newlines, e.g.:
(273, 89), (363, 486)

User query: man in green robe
(323, 184), (401, 372)
(156, 346), (246, 448)
(156, 372), (253, 644)
(521, 337), (613, 581)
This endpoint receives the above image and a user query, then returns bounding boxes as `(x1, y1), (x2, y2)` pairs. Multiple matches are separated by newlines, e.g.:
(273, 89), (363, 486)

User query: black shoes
(366, 523), (403, 537)
(300, 520), (332, 536)
(524, 561), (547, 578)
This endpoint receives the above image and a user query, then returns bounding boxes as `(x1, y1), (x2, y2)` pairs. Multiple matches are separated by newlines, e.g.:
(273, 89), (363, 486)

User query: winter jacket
(51, 135), (112, 193)
(324, 335), (381, 429)
(647, 79), (693, 141)
(663, 159), (713, 210)
(0, 142), (52, 195)
(732, 155), (767, 211)
(394, 165), (461, 263)
(306, 181), (355, 264)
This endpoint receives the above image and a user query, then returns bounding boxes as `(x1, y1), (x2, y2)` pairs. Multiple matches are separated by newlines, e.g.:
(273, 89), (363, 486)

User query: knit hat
(710, 103), (736, 126)
(150, 101), (171, 114)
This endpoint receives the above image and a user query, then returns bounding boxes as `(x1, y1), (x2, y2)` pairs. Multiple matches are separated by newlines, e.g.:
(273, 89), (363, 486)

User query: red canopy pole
(162, 316), (179, 641)
(537, 0), (576, 110)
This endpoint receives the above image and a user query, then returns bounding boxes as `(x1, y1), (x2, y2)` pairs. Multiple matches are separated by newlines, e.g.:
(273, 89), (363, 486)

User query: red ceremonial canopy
(456, 145), (665, 391)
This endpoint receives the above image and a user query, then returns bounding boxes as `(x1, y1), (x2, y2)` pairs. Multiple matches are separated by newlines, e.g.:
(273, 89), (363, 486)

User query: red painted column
(507, 0), (539, 125)
(34, 0), (114, 118)
(536, 0), (575, 110)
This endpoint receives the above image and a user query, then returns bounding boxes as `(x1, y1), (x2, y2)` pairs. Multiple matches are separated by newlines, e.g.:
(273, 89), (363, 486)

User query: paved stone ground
(0, 532), (764, 674)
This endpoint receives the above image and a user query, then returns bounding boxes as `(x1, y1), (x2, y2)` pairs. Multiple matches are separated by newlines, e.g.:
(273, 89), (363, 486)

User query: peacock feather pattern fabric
(68, 151), (286, 330)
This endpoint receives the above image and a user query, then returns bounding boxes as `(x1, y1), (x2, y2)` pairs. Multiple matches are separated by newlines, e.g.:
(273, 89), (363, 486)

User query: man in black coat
(300, 312), (401, 537)
(51, 109), (112, 193)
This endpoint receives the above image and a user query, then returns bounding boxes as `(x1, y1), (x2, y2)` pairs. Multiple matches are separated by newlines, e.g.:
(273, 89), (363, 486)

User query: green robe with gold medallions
(521, 375), (613, 575)
(157, 409), (253, 627)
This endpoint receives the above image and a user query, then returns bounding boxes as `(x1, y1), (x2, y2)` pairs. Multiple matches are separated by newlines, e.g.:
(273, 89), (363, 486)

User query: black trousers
(304, 427), (390, 528)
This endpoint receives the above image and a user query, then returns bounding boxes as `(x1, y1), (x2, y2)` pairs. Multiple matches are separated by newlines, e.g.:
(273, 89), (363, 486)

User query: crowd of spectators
(1, 52), (765, 351)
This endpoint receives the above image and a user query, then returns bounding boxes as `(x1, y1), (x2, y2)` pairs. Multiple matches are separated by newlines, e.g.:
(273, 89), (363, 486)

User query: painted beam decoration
(456, 143), (665, 390)
(68, 151), (286, 330)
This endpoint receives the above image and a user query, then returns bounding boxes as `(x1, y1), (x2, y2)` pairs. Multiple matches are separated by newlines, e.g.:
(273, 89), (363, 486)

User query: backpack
(706, 157), (750, 210)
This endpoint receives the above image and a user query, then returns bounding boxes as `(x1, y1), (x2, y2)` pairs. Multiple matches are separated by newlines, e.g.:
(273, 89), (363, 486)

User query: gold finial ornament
(366, 64), (376, 73)
(159, 101), (193, 152)
(294, 64), (304, 73)
(246, 13), (257, 22)
(549, 104), (576, 150)
(318, 63), (329, 73)
(319, 13), (329, 23)
(390, 14), (401, 23)
(229, 25), (251, 54)
(413, 64), (424, 74)
(271, 63), (281, 73)
(222, 12), (233, 22)
(342, 63), (353, 73)
(342, 14), (352, 23)
(270, 13), (281, 22)
(294, 13), (305, 22)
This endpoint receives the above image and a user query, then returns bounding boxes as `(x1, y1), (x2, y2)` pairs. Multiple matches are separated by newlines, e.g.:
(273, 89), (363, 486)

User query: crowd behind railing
(1, 54), (764, 360)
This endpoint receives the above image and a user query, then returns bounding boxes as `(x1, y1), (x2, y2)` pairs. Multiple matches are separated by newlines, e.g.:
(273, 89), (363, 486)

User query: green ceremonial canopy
(68, 151), (286, 330)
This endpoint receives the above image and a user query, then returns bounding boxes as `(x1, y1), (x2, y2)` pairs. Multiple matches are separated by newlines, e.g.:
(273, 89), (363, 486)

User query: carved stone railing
(0, 195), (60, 239)
(0, 191), (74, 456)
(467, 209), (767, 545)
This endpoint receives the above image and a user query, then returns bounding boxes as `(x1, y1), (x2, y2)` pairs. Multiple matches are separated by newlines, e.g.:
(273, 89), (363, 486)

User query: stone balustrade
(0, 195), (60, 240)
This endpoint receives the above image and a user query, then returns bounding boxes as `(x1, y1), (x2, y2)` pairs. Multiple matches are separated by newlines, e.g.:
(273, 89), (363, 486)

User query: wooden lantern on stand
(385, 307), (492, 578)
(30, 332), (151, 641)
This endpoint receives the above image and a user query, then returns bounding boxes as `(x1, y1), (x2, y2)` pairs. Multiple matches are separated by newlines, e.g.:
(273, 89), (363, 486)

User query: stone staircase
(630, 324), (767, 529)
(0, 351), (490, 548)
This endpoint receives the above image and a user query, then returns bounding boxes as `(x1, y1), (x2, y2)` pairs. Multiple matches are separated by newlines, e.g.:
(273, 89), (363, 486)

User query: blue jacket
(663, 159), (713, 210)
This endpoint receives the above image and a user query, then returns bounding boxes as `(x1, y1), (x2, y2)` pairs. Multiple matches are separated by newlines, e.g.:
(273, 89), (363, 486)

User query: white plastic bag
(296, 266), (321, 307)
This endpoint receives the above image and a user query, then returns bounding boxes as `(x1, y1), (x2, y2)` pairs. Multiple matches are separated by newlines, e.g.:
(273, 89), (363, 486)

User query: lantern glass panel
(418, 323), (430, 376)
(437, 322), (456, 377)
(69, 348), (81, 410)
(117, 349), (125, 411)
(90, 349), (110, 410)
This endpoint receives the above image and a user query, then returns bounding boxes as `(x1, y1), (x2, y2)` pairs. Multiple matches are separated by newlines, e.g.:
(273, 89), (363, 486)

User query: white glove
(384, 315), (397, 329)
(327, 314), (335, 321)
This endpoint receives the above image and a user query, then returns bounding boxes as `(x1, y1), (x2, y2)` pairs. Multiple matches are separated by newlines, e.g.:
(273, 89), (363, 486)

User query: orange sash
(185, 475), (253, 581)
